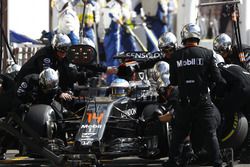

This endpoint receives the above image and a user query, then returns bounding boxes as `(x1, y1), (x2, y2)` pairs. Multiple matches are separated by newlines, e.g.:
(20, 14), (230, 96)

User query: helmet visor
(111, 87), (127, 97)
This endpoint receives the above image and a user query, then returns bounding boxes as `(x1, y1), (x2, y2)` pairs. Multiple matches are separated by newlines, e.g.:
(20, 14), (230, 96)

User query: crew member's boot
(0, 135), (7, 160)
(162, 158), (182, 167)
(0, 148), (6, 160)
(15, 144), (28, 157)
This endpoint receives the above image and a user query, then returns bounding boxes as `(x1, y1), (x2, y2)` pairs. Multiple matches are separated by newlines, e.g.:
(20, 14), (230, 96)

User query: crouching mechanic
(151, 61), (178, 123)
(151, 60), (223, 166)
(16, 68), (72, 156)
(17, 68), (72, 106)
(213, 33), (250, 71)
(213, 57), (250, 163)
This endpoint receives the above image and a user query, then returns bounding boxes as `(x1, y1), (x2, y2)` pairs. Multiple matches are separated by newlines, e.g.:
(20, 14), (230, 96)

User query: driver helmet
(110, 78), (130, 98)
(158, 32), (177, 53)
(51, 33), (71, 53)
(180, 23), (201, 44)
(213, 33), (232, 56)
(39, 68), (59, 93)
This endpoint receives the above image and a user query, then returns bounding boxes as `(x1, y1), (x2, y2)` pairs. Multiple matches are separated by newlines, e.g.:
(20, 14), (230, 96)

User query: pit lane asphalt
(0, 150), (249, 167)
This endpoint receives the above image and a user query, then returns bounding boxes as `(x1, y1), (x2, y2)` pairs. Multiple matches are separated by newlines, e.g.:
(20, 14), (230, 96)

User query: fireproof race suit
(16, 74), (60, 105)
(169, 46), (226, 167)
(15, 46), (107, 91)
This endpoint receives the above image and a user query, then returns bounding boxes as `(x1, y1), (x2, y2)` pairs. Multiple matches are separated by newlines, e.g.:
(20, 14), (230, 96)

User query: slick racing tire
(220, 112), (248, 150)
(23, 104), (57, 138)
(140, 104), (170, 159)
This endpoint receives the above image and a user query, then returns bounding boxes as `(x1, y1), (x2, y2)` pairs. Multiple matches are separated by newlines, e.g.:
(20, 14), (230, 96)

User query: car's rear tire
(24, 104), (57, 138)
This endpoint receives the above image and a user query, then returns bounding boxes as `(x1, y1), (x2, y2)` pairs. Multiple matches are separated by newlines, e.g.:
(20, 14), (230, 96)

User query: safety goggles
(214, 48), (228, 55)
(160, 47), (174, 54)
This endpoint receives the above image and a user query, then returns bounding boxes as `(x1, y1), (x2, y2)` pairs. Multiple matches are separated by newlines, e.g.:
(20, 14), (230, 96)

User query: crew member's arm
(159, 109), (174, 123)
(16, 75), (36, 104)
(209, 52), (227, 97)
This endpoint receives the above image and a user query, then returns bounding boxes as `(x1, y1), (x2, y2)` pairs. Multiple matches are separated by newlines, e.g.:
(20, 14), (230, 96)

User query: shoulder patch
(43, 58), (51, 64)
(20, 82), (28, 89)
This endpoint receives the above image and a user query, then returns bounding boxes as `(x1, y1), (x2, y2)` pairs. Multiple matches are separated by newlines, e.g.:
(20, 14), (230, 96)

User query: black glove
(117, 64), (131, 78)
(158, 87), (168, 102)
(117, 64), (137, 79)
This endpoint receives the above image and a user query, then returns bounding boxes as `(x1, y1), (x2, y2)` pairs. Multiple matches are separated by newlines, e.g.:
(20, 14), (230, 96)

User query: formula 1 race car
(0, 45), (248, 167)
(0, 84), (170, 167)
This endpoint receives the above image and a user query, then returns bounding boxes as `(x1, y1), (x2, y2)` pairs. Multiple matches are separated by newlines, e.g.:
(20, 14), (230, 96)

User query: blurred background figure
(101, 0), (138, 85)
(71, 0), (100, 46)
(119, 0), (139, 53)
(96, 0), (108, 66)
(138, 0), (168, 52)
(167, 0), (178, 33)
(53, 0), (80, 44)
(219, 4), (232, 34)
(96, 0), (106, 8)
(102, 0), (123, 85)
(198, 0), (220, 39)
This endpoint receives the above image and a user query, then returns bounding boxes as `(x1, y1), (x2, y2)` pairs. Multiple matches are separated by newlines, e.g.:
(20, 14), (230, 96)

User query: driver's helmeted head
(158, 32), (177, 59)
(51, 33), (71, 60)
(213, 33), (232, 58)
(110, 78), (130, 98)
(39, 68), (59, 93)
